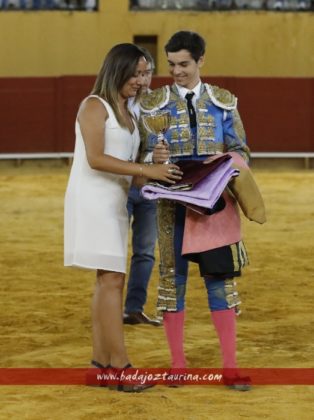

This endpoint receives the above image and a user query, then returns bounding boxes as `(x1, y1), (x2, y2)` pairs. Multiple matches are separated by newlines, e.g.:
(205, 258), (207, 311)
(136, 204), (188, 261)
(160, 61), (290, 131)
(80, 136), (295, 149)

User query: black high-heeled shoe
(108, 364), (155, 393)
(86, 360), (110, 387)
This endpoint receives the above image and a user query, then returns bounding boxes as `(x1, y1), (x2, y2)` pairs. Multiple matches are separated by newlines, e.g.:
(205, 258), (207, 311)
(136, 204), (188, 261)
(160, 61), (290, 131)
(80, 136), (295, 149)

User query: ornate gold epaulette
(205, 83), (237, 110)
(140, 85), (170, 113)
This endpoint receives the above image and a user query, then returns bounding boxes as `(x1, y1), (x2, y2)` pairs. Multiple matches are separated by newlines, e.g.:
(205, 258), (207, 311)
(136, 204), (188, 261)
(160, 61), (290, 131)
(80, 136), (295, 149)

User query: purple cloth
(141, 159), (239, 210)
(175, 154), (232, 188)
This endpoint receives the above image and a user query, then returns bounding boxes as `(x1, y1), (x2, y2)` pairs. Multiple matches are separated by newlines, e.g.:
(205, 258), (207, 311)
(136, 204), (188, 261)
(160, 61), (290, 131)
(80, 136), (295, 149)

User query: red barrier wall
(0, 76), (313, 154)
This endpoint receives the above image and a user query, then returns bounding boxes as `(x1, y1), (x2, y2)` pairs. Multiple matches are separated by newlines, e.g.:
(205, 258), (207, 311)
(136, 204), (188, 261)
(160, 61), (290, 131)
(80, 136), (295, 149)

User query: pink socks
(211, 308), (237, 375)
(163, 311), (187, 369)
(163, 308), (237, 374)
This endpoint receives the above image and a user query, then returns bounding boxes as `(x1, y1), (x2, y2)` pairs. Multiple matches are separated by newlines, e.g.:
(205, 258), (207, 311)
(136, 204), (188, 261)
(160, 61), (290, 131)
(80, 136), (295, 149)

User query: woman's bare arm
(78, 97), (182, 183)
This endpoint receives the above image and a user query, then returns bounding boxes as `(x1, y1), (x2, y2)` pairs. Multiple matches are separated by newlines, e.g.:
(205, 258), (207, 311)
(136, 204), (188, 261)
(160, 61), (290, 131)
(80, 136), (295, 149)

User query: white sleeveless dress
(64, 95), (140, 273)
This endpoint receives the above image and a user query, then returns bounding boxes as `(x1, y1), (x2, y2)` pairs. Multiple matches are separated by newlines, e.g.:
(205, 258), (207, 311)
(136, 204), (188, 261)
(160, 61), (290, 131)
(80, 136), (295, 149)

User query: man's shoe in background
(123, 312), (161, 326)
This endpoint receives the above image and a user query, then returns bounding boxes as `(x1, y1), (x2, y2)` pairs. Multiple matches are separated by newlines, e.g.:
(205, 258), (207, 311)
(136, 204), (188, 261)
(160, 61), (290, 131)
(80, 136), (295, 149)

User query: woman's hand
(143, 163), (183, 184)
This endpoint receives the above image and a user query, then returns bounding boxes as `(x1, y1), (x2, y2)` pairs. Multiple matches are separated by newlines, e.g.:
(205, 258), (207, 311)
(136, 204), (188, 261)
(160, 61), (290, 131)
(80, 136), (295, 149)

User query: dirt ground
(0, 161), (313, 420)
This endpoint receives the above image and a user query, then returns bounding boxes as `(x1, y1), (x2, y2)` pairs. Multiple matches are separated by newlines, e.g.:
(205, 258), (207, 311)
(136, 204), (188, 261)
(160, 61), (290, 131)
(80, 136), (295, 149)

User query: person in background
(123, 49), (161, 326)
(64, 43), (182, 392)
(140, 31), (252, 391)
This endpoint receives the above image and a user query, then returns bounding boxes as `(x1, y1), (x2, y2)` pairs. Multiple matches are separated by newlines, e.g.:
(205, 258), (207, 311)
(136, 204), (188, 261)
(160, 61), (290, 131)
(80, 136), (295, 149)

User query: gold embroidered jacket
(139, 83), (250, 162)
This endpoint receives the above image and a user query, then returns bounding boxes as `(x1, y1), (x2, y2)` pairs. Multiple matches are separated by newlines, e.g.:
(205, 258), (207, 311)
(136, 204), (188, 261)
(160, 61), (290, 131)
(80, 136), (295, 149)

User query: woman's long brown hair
(91, 43), (145, 127)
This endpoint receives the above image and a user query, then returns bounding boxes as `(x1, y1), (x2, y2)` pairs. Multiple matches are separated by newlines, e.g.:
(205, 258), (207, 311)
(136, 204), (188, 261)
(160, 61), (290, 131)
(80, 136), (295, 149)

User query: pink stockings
(163, 311), (186, 368)
(163, 308), (237, 371)
(211, 308), (237, 374)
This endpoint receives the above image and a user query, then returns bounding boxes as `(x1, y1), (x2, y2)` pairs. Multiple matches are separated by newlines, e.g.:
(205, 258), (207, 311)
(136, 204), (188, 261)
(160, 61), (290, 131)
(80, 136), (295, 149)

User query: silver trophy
(142, 110), (171, 163)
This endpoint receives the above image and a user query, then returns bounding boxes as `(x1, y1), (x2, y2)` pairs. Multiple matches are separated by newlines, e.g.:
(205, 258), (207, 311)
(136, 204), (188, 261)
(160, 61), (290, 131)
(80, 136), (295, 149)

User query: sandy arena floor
(0, 161), (313, 420)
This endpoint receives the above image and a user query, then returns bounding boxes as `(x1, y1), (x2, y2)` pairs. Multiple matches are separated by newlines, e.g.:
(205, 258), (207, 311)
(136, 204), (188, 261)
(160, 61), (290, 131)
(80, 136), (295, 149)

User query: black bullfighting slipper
(223, 374), (252, 391)
(166, 368), (187, 388)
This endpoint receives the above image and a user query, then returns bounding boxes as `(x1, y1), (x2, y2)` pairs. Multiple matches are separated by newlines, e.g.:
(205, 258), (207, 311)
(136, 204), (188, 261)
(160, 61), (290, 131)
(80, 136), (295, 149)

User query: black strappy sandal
(86, 360), (110, 387)
(108, 364), (155, 393)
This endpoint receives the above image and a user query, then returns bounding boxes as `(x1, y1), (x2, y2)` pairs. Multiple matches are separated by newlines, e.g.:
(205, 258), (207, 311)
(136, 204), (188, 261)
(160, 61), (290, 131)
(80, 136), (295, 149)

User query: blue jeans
(1, 0), (26, 7)
(172, 204), (230, 312)
(124, 186), (157, 313)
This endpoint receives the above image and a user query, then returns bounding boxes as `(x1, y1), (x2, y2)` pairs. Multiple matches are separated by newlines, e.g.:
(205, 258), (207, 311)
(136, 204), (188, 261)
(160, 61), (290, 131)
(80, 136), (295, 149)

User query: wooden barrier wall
(0, 76), (313, 154)
(1, 7), (313, 78)
(0, 4), (312, 154)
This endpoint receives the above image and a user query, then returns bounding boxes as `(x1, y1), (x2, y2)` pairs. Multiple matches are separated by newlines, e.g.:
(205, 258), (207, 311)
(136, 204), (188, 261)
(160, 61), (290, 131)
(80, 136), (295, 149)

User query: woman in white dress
(64, 43), (182, 391)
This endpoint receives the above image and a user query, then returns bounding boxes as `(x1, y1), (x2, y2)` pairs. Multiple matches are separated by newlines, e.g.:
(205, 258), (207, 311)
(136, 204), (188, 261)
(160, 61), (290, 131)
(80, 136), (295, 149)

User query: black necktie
(185, 92), (196, 128)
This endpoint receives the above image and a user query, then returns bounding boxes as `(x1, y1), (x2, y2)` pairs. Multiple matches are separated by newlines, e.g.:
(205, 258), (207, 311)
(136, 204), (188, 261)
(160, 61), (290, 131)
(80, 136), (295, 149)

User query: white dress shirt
(175, 81), (202, 108)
